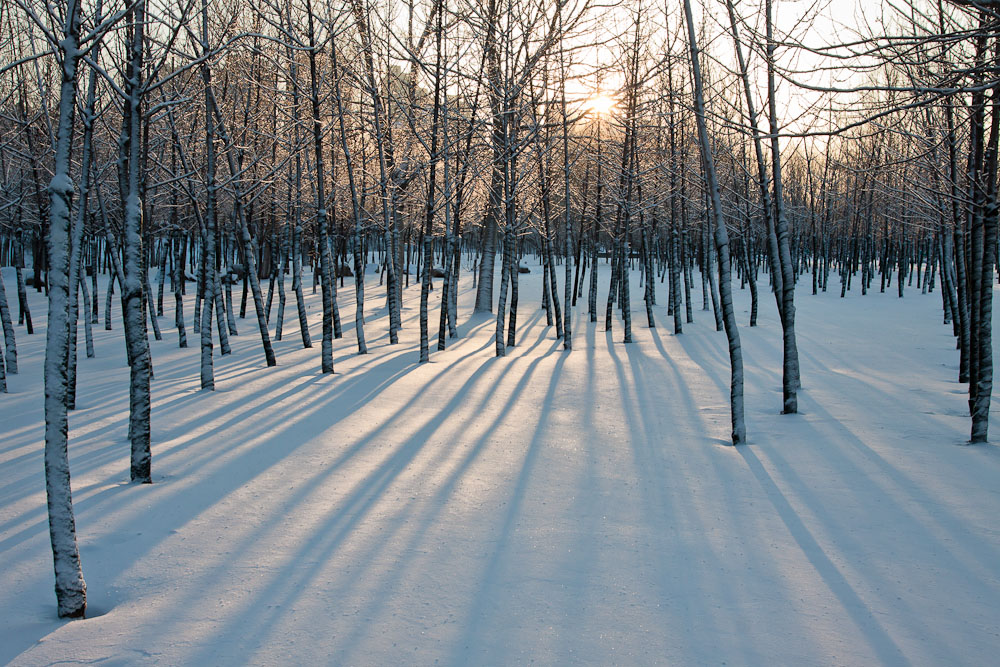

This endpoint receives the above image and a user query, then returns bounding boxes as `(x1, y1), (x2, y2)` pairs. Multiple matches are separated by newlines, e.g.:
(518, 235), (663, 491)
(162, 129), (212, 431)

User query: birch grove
(2, 0), (1000, 617)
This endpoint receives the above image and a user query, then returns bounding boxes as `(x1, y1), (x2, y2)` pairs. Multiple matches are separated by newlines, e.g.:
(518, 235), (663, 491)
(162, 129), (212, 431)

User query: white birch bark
(682, 0), (746, 444)
(331, 37), (367, 354)
(42, 0), (87, 616)
(764, 0), (800, 413)
(121, 0), (153, 481)
(203, 86), (275, 366)
(284, 55), (312, 351)
(172, 234), (187, 348)
(15, 233), (33, 334)
(559, 21), (573, 351)
(350, 0), (401, 341)
(66, 29), (103, 405)
(420, 0), (444, 363)
(0, 266), (16, 374)
(303, 0), (334, 373)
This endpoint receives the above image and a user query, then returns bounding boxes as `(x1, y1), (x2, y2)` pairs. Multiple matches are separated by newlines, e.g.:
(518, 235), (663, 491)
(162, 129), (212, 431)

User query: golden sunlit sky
(563, 0), (872, 135)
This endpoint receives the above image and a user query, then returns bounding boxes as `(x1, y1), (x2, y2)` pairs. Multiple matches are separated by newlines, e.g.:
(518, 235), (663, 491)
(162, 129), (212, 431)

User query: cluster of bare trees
(1, 0), (998, 618)
(777, 0), (1000, 444)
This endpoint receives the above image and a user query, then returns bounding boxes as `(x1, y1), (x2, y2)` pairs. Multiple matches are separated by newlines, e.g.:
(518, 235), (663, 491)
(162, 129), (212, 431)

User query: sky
(556, 0), (872, 136)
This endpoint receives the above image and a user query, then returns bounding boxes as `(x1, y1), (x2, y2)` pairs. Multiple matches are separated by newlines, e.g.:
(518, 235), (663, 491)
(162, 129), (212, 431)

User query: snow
(2, 263), (1000, 665)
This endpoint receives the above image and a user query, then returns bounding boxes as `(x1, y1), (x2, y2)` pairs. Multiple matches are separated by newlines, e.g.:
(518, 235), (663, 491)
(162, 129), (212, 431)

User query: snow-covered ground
(1, 262), (999, 665)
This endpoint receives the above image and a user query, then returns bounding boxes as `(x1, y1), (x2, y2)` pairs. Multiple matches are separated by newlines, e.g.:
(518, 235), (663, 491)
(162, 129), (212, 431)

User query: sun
(585, 94), (616, 116)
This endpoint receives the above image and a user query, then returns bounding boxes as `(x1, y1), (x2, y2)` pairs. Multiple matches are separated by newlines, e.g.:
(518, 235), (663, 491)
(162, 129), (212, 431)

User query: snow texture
(1, 263), (999, 664)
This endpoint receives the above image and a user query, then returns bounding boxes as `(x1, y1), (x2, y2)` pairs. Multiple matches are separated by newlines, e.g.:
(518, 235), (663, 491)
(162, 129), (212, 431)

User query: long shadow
(11, 273), (985, 663)
(329, 332), (562, 663)
(756, 427), (990, 663)
(610, 328), (770, 661)
(547, 320), (605, 659)
(0, 423), (45, 456)
(673, 324), (733, 401)
(170, 323), (560, 664)
(648, 325), (736, 442)
(608, 328), (721, 654)
(1, 314), (498, 569)
(448, 352), (569, 665)
(0, 368), (331, 543)
(147, 309), (492, 470)
(0, 299), (497, 601)
(738, 445), (910, 666)
(797, 397), (1000, 581)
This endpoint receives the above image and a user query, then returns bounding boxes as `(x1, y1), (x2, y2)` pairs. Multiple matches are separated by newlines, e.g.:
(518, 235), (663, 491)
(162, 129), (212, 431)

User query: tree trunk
(122, 0), (153, 483)
(682, 0), (746, 444)
(0, 263), (16, 374)
(44, 0), (88, 618)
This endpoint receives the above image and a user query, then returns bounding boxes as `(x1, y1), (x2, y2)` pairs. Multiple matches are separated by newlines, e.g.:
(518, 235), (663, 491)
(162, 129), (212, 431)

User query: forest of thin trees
(1, 0), (998, 618)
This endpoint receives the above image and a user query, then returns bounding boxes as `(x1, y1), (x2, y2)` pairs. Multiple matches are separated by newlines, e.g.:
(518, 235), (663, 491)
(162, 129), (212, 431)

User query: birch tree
(29, 0), (89, 618)
(681, 0), (745, 444)
(120, 0), (153, 482)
